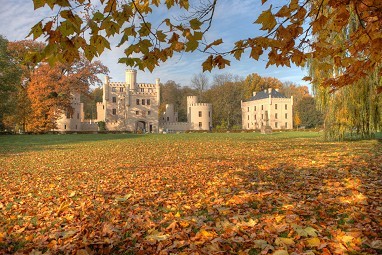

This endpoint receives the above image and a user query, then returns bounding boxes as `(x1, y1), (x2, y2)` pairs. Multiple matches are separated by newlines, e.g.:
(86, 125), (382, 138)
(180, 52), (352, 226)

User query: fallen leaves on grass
(0, 133), (381, 254)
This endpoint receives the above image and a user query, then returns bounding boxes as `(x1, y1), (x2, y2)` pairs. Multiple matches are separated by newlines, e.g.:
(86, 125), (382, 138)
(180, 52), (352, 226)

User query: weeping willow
(311, 63), (381, 141)
(309, 5), (382, 140)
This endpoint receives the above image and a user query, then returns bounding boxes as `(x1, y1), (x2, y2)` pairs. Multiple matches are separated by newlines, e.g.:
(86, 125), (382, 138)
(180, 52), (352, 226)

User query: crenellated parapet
(188, 103), (212, 107)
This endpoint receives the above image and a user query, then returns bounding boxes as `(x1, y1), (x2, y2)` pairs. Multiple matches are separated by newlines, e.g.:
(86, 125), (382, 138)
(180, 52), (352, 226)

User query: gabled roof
(246, 88), (287, 101)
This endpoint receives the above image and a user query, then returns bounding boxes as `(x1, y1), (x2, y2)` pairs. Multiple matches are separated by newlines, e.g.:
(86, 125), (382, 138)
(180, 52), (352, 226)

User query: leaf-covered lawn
(0, 132), (381, 254)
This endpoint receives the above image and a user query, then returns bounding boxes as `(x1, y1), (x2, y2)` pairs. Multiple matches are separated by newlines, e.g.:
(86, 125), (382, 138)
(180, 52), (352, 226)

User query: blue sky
(0, 0), (308, 88)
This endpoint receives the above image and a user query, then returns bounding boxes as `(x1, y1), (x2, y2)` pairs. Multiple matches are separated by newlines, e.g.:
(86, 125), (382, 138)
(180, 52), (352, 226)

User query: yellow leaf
(0, 232), (6, 242)
(342, 235), (353, 244)
(253, 239), (268, 249)
(275, 5), (290, 17)
(202, 55), (213, 72)
(306, 237), (320, 247)
(275, 237), (295, 246)
(115, 193), (133, 202)
(68, 191), (76, 197)
(190, 18), (202, 30)
(199, 229), (215, 238)
(204, 39), (223, 51)
(76, 249), (89, 255)
(145, 230), (170, 241)
(304, 227), (318, 237)
(255, 7), (277, 32)
(273, 250), (289, 255)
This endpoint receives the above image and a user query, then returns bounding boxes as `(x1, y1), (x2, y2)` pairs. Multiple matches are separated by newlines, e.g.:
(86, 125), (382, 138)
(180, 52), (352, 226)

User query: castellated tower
(187, 96), (212, 131)
(125, 69), (137, 90)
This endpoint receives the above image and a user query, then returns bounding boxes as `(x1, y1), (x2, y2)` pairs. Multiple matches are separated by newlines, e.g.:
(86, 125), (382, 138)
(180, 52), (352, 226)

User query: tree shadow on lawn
(0, 133), (141, 154)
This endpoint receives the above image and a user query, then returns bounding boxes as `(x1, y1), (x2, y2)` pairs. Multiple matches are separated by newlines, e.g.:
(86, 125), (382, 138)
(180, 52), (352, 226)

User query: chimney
(268, 88), (272, 93)
(253, 92), (257, 97)
(275, 88), (279, 92)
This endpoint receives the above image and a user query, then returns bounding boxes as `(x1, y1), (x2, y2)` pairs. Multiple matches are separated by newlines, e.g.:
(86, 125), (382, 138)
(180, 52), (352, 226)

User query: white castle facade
(160, 96), (213, 132)
(54, 70), (213, 133)
(98, 69), (160, 132)
(241, 88), (293, 130)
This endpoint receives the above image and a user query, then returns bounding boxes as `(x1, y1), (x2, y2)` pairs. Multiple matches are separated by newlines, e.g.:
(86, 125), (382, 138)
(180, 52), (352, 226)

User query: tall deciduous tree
(0, 35), (22, 130)
(4, 40), (45, 132)
(29, 0), (382, 91)
(27, 58), (108, 132)
(81, 87), (103, 119)
(160, 80), (195, 122)
(242, 73), (283, 100)
(205, 73), (243, 129)
(295, 96), (323, 128)
(190, 73), (209, 101)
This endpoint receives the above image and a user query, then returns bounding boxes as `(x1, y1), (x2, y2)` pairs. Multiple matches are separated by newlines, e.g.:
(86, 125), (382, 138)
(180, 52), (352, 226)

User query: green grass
(0, 131), (321, 152)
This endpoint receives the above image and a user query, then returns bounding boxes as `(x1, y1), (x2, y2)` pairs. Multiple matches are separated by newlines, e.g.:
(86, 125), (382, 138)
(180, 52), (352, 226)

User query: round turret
(125, 69), (137, 90)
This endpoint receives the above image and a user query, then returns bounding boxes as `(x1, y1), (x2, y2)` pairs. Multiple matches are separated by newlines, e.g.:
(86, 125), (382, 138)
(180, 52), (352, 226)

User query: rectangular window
(285, 104), (287, 110)
(275, 113), (278, 119)
(199, 122), (202, 128)
(112, 109), (116, 115)
(248, 123), (249, 128)
(112, 96), (116, 103)
(136, 111), (139, 115)
(275, 104), (277, 110)
(77, 113), (80, 119)
(248, 115), (249, 120)
(275, 122), (278, 128)
(148, 111), (151, 115)
(261, 114), (264, 119)
(120, 87), (124, 92)
(247, 107), (249, 112)
(136, 99), (140, 105)
(148, 88), (153, 93)
(285, 122), (288, 128)
(254, 106), (256, 111)
(142, 99), (145, 105)
(208, 111), (210, 117)
(112, 87), (116, 92)
(167, 117), (169, 121)
(199, 111), (202, 117)
(140, 88), (144, 92)
(64, 124), (66, 129)
(285, 113), (288, 119)
(261, 105), (263, 110)
(147, 99), (150, 105)
(254, 115), (256, 120)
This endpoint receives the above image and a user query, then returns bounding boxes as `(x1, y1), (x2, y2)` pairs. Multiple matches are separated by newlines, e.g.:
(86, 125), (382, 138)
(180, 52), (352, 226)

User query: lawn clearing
(0, 132), (381, 254)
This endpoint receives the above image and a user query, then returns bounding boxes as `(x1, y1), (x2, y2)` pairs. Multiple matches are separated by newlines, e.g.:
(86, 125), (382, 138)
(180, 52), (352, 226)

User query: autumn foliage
(27, 60), (108, 132)
(0, 133), (381, 254)
(28, 0), (382, 91)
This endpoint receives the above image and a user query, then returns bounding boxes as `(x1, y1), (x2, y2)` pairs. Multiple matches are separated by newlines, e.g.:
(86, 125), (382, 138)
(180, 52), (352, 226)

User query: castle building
(96, 69), (160, 132)
(241, 88), (293, 130)
(160, 96), (212, 132)
(54, 70), (213, 133)
(55, 92), (82, 131)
